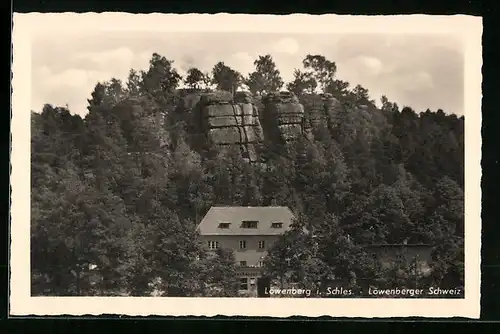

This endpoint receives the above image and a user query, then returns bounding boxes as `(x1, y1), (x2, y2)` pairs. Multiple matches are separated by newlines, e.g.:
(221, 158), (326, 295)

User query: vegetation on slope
(31, 53), (464, 296)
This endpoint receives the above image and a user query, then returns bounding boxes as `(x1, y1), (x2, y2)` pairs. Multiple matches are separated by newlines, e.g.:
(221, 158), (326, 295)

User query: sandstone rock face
(302, 93), (342, 130)
(174, 91), (204, 134)
(193, 91), (264, 161)
(234, 91), (254, 104)
(180, 93), (202, 112)
(261, 91), (305, 143)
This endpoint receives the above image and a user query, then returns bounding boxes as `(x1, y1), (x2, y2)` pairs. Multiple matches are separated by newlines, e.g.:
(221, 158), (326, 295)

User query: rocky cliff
(261, 91), (305, 144)
(191, 91), (264, 161)
(185, 90), (345, 162)
(301, 93), (342, 134)
(105, 90), (344, 162)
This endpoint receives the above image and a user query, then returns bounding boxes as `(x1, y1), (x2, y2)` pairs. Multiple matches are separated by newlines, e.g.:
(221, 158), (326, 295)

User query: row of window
(239, 277), (257, 290)
(238, 261), (264, 268)
(208, 240), (266, 250)
(237, 272), (263, 277)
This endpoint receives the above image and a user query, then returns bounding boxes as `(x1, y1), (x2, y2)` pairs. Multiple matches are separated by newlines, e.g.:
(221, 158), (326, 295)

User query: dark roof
(198, 206), (295, 236)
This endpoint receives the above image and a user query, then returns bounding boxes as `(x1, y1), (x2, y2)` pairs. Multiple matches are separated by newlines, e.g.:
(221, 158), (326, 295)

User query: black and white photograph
(10, 13), (482, 318)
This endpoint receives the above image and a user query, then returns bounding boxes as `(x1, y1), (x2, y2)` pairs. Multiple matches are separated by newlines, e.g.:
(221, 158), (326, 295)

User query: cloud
(357, 56), (383, 76)
(393, 71), (434, 93)
(30, 31), (463, 116)
(70, 47), (138, 83)
(273, 37), (300, 55)
(178, 55), (198, 73)
(31, 47), (155, 116)
(224, 52), (255, 75)
(74, 47), (134, 67)
(337, 55), (383, 80)
(31, 66), (114, 116)
(414, 71), (434, 88)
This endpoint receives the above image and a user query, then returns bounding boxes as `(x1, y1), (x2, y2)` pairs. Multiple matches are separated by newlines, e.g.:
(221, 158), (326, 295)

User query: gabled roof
(198, 206), (295, 236)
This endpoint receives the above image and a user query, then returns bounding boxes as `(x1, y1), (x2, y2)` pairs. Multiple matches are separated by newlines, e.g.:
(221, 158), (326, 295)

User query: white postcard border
(10, 13), (482, 318)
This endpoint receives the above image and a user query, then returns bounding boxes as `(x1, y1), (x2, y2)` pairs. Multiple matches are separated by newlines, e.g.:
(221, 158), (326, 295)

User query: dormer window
(241, 220), (258, 228)
(271, 222), (283, 228)
(218, 222), (231, 229)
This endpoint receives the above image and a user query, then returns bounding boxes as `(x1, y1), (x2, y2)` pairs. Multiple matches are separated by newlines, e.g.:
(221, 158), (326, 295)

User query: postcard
(10, 13), (482, 318)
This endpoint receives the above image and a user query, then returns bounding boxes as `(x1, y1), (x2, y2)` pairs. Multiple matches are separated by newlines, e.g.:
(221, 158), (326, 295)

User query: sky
(31, 31), (464, 116)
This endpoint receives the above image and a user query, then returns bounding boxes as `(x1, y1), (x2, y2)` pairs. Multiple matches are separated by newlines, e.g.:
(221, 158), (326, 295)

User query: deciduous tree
(211, 62), (242, 94)
(245, 54), (284, 95)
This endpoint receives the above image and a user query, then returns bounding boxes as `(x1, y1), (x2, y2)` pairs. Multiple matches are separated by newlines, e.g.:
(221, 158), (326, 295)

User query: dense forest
(31, 52), (464, 297)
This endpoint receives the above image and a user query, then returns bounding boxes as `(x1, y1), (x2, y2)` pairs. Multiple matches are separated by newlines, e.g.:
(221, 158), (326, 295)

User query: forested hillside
(31, 53), (464, 297)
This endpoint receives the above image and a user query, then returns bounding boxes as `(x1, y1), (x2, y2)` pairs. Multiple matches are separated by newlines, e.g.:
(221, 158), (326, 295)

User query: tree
(430, 236), (464, 290)
(81, 108), (129, 192)
(302, 54), (337, 92)
(126, 69), (143, 97)
(87, 83), (110, 114)
(245, 54), (284, 95)
(87, 80), (128, 120)
(31, 51), (465, 299)
(240, 162), (263, 206)
(325, 79), (350, 98)
(170, 138), (213, 223)
(140, 53), (182, 97)
(286, 69), (317, 96)
(432, 177), (464, 238)
(199, 248), (240, 296)
(31, 165), (133, 296)
(105, 78), (126, 105)
(291, 138), (329, 222)
(211, 62), (242, 94)
(350, 84), (374, 105)
(147, 210), (205, 296)
(363, 185), (414, 244)
(263, 218), (309, 287)
(32, 107), (90, 295)
(184, 67), (205, 91)
(380, 95), (400, 113)
(313, 214), (369, 289)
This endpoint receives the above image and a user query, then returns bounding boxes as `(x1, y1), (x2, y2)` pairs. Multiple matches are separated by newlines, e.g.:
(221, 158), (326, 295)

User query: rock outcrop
(192, 91), (264, 161)
(302, 93), (342, 130)
(173, 90), (204, 136)
(261, 91), (305, 143)
(113, 98), (170, 149)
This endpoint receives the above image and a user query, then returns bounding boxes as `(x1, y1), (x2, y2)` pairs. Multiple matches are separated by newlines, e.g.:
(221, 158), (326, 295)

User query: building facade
(198, 206), (294, 295)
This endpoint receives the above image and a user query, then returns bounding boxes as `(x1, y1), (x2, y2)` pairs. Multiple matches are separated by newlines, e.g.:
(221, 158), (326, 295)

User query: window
(208, 241), (219, 250)
(240, 261), (247, 267)
(241, 220), (258, 228)
(239, 240), (247, 249)
(218, 222), (230, 229)
(258, 261), (264, 268)
(258, 240), (265, 249)
(249, 277), (256, 287)
(239, 278), (248, 290)
(271, 222), (283, 228)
